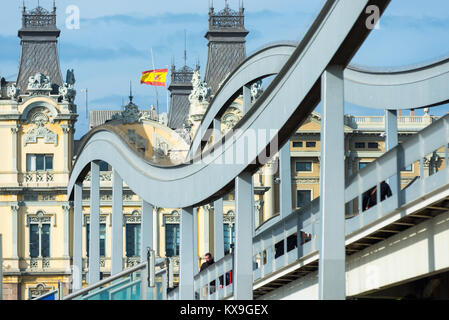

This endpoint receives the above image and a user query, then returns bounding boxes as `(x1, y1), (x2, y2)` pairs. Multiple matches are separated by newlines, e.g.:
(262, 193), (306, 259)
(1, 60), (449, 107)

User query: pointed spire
(129, 80), (133, 102)
(53, 0), (56, 13)
(184, 29), (187, 67)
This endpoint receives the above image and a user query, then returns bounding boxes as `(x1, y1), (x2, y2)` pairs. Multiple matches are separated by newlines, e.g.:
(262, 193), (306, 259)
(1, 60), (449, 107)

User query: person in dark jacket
(362, 181), (392, 211)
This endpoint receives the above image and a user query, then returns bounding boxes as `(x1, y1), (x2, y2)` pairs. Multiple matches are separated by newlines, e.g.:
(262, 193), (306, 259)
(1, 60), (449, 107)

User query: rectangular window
(296, 162), (312, 172)
(30, 224), (40, 258)
(29, 224), (50, 258)
(368, 142), (379, 149)
(306, 141), (316, 148)
(126, 224), (141, 257)
(292, 141), (303, 148)
(99, 161), (110, 172)
(86, 223), (106, 257)
(355, 142), (365, 149)
(224, 224), (235, 255)
(165, 224), (180, 257)
(359, 162), (369, 170)
(402, 164), (413, 172)
(26, 154), (54, 171)
(296, 190), (311, 208)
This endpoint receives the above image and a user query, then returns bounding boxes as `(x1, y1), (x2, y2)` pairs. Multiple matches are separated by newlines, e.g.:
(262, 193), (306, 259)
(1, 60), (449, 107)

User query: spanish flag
(140, 69), (168, 87)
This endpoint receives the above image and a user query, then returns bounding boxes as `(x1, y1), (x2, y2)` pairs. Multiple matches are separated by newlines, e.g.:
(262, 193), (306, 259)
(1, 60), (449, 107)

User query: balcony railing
(344, 115), (436, 131)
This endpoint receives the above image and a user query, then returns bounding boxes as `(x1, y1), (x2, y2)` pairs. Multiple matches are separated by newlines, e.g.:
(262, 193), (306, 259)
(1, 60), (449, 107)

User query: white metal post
(111, 170), (123, 275)
(234, 172), (254, 300)
(88, 161), (101, 285)
(318, 65), (346, 300)
(179, 207), (195, 299)
(73, 181), (83, 291)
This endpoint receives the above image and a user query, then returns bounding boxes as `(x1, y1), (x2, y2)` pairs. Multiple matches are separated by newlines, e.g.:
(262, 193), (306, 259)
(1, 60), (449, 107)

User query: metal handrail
(64, 258), (166, 300)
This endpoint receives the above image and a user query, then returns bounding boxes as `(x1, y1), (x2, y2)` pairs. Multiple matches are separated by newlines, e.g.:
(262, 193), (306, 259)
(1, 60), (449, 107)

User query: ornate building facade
(0, 3), (77, 300)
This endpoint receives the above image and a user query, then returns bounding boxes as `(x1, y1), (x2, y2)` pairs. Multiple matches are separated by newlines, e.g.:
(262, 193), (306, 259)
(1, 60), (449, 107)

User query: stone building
(0, 3), (77, 299)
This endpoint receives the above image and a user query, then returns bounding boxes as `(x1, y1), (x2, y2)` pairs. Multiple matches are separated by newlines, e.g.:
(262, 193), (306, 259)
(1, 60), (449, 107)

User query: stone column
(11, 126), (19, 173)
(202, 205), (212, 256)
(254, 200), (264, 230)
(11, 204), (19, 259)
(61, 125), (72, 173)
(62, 204), (71, 258)
(263, 160), (276, 221)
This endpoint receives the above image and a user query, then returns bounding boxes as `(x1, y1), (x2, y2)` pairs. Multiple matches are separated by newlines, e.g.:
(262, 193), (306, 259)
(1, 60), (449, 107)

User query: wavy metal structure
(67, 0), (449, 300)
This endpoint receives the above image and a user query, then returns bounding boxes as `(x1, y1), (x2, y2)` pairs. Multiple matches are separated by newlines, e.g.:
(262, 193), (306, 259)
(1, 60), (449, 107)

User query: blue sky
(1, 0), (449, 139)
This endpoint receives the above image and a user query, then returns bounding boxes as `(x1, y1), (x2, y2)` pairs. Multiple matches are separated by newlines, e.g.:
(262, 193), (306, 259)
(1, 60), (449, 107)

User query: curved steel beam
(344, 56), (449, 110)
(188, 42), (297, 158)
(69, 0), (391, 208)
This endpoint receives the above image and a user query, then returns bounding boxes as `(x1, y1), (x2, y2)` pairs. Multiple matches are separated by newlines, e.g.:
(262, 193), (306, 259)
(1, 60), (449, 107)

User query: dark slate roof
(167, 93), (191, 129)
(167, 65), (195, 129)
(16, 6), (63, 93)
(204, 42), (246, 95)
(204, 4), (248, 96)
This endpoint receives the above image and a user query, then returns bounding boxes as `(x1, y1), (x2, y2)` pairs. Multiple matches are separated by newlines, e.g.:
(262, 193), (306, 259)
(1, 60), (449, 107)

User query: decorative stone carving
(29, 283), (53, 299)
(24, 110), (57, 146)
(126, 257), (141, 268)
(27, 73), (52, 94)
(189, 71), (211, 104)
(124, 210), (141, 224)
(59, 83), (76, 102)
(26, 210), (55, 227)
(164, 210), (180, 225)
(112, 100), (141, 124)
(66, 69), (76, 86)
(7, 83), (20, 99)
(294, 177), (320, 184)
(222, 112), (240, 132)
(24, 124), (57, 146)
(251, 80), (264, 103)
(223, 210), (235, 225)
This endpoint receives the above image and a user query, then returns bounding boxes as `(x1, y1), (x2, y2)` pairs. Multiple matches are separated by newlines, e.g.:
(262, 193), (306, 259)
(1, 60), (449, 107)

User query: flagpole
(150, 48), (159, 116)
(165, 64), (170, 117)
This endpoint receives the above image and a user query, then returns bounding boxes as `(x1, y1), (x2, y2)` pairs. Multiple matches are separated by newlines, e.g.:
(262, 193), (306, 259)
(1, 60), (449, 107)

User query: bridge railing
(193, 253), (234, 300)
(253, 198), (321, 282)
(246, 114), (449, 286)
(345, 113), (449, 235)
(64, 258), (168, 300)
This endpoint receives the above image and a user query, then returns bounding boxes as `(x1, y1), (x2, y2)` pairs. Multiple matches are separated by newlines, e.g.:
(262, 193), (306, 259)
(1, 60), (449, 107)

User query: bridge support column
(73, 181), (83, 291)
(140, 201), (154, 261)
(213, 118), (222, 143)
(243, 84), (252, 114)
(386, 110), (400, 197)
(214, 198), (225, 261)
(179, 207), (195, 299)
(88, 161), (101, 285)
(111, 170), (123, 275)
(235, 172), (254, 300)
(318, 65), (346, 300)
(280, 142), (293, 219)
